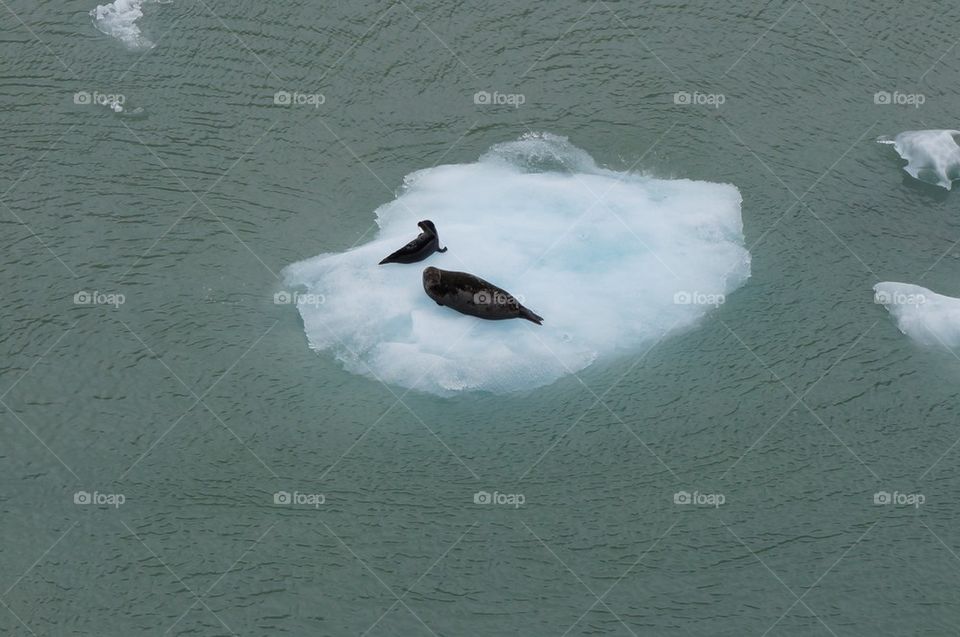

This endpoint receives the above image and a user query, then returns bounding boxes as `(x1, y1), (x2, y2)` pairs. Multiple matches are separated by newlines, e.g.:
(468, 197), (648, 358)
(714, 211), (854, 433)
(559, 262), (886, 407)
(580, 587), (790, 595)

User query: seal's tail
(520, 307), (544, 325)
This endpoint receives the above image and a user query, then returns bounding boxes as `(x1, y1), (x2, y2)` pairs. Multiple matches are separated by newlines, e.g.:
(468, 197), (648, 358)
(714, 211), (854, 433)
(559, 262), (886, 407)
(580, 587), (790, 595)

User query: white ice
(874, 282), (960, 347)
(283, 133), (751, 396)
(90, 0), (162, 50)
(878, 130), (960, 190)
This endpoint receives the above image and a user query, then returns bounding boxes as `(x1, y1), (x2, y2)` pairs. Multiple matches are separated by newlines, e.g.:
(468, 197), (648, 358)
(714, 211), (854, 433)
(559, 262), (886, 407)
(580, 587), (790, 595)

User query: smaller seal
(379, 220), (448, 265)
(422, 266), (544, 325)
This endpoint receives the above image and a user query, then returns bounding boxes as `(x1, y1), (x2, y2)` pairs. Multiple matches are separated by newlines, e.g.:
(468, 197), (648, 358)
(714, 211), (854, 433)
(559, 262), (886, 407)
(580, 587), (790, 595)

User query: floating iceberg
(283, 133), (751, 396)
(878, 130), (960, 190)
(874, 282), (960, 347)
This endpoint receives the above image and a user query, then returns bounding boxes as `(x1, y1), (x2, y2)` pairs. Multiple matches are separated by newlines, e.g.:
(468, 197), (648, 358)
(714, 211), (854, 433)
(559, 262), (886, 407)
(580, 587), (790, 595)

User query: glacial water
(3, 1), (960, 635)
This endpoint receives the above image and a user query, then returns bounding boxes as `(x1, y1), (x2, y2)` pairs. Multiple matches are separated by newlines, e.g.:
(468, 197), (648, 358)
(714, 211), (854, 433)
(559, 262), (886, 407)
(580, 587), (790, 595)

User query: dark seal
(379, 220), (447, 265)
(422, 266), (544, 325)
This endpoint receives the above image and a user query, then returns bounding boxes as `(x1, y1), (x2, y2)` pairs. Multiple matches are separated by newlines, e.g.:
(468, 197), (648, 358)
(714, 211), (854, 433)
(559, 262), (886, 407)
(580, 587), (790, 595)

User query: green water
(3, 1), (960, 634)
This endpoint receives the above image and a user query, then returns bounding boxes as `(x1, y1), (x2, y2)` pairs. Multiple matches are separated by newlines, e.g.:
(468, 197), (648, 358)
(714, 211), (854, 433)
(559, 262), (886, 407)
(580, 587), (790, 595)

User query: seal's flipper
(520, 307), (544, 325)
(438, 247), (448, 253)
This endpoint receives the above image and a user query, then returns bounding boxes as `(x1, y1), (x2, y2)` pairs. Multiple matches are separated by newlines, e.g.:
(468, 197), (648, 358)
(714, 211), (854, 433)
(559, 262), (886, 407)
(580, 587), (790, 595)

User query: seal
(379, 220), (448, 265)
(422, 266), (544, 325)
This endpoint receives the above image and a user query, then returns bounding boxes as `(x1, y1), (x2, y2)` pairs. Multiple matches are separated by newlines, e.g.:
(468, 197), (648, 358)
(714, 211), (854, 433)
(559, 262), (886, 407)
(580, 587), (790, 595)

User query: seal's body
(422, 266), (543, 325)
(379, 220), (447, 265)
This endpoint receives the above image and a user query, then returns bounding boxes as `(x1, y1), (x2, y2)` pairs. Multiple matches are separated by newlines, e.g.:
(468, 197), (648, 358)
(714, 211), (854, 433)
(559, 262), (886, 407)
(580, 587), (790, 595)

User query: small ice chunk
(90, 0), (160, 50)
(878, 130), (960, 190)
(874, 282), (960, 347)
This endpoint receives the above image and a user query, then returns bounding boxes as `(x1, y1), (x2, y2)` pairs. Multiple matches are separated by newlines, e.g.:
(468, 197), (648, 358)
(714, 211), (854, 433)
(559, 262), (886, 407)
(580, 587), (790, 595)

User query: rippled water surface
(3, 1), (960, 634)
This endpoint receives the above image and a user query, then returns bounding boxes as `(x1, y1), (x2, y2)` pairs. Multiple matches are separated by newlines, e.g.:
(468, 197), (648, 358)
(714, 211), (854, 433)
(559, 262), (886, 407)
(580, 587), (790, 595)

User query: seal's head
(418, 220), (438, 235)
(423, 266), (441, 289)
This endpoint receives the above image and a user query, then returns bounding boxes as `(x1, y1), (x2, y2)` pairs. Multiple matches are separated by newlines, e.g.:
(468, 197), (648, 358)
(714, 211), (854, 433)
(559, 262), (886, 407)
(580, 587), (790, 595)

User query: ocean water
(3, 1), (960, 635)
